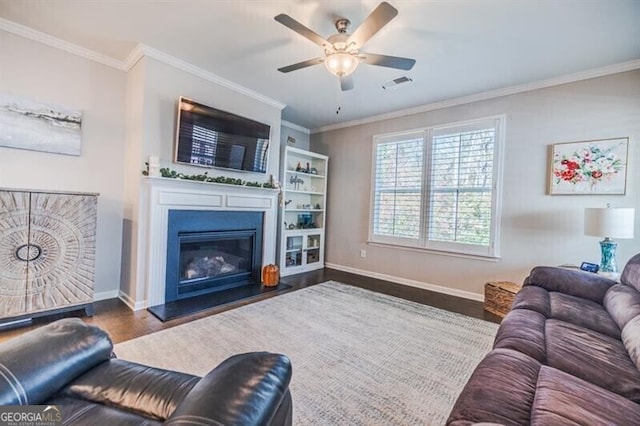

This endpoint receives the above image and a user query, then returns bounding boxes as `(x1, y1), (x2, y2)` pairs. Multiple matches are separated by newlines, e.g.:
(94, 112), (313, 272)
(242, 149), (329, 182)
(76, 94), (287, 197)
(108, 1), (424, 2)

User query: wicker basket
(484, 281), (521, 318)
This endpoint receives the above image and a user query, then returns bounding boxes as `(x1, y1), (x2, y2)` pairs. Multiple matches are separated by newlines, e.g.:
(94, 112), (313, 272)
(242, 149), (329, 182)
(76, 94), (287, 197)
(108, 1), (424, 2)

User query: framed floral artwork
(549, 137), (629, 195)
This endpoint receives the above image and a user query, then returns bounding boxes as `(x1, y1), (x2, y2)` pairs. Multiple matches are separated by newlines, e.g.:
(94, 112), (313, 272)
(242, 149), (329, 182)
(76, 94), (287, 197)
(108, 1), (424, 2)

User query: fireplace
(165, 210), (263, 302)
(132, 177), (278, 310)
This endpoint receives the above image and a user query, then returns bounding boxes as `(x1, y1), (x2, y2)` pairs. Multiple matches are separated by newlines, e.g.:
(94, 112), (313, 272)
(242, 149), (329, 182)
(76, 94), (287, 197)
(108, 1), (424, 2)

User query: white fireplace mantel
(136, 177), (279, 308)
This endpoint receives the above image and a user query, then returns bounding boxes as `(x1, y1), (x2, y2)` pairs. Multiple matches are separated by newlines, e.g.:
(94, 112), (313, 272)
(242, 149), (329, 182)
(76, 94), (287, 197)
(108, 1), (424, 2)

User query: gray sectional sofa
(447, 253), (640, 425)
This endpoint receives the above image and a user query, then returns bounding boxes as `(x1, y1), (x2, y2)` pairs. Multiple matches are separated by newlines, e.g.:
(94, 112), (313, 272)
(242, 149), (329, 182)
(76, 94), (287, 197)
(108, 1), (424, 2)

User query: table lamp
(584, 206), (635, 273)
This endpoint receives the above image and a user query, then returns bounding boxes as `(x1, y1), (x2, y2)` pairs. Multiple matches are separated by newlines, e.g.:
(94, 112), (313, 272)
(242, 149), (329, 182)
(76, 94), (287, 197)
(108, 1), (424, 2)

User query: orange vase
(262, 264), (280, 287)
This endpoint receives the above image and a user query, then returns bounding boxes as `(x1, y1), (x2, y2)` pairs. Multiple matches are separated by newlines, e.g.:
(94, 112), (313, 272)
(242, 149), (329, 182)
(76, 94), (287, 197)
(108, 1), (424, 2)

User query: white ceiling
(1, 0), (639, 130)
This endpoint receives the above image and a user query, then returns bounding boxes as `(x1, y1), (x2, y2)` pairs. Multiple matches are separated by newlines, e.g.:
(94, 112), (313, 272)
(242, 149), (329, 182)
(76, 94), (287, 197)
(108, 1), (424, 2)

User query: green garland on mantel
(142, 165), (276, 189)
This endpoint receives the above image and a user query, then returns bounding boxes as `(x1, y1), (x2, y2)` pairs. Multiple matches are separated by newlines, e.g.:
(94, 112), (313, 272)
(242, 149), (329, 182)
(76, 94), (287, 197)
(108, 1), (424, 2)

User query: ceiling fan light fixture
(275, 2), (414, 91)
(324, 52), (359, 77)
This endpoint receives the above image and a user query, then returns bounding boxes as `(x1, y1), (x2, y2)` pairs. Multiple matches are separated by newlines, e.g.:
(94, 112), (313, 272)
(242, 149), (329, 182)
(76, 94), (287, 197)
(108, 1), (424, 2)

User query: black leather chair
(0, 318), (293, 425)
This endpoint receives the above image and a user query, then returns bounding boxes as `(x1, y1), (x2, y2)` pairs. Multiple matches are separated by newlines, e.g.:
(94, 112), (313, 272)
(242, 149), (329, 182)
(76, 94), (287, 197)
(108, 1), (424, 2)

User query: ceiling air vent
(381, 76), (413, 90)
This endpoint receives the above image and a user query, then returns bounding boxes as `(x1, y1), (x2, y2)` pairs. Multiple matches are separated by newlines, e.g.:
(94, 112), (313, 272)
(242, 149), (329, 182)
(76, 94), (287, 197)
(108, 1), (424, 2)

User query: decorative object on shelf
(286, 136), (296, 146)
(261, 264), (280, 287)
(268, 174), (280, 190)
(549, 138), (629, 195)
(141, 166), (276, 188)
(148, 155), (160, 177)
(289, 174), (304, 189)
(0, 91), (82, 156)
(297, 213), (314, 229)
(315, 203), (322, 210)
(584, 205), (635, 273)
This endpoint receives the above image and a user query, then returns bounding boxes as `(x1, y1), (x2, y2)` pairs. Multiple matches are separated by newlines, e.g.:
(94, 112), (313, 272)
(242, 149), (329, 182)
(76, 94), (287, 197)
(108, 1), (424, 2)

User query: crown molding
(0, 17), (127, 70)
(125, 44), (287, 111)
(1, 18), (287, 111)
(124, 43), (145, 70)
(281, 120), (311, 134)
(311, 59), (640, 134)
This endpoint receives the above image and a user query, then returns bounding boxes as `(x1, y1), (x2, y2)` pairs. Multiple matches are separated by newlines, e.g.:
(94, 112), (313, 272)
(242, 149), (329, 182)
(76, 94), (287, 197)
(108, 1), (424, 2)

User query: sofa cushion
(604, 284), (640, 330)
(524, 266), (615, 303)
(530, 366), (640, 426)
(493, 309), (547, 363)
(46, 396), (163, 426)
(511, 286), (550, 317)
(621, 253), (640, 291)
(60, 359), (200, 420)
(545, 320), (640, 402)
(447, 349), (541, 426)
(549, 292), (620, 339)
(622, 315), (640, 372)
(512, 286), (620, 339)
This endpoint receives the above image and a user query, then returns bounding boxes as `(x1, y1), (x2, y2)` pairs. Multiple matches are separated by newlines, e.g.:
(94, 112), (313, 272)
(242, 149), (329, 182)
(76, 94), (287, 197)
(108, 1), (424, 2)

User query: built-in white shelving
(278, 147), (328, 276)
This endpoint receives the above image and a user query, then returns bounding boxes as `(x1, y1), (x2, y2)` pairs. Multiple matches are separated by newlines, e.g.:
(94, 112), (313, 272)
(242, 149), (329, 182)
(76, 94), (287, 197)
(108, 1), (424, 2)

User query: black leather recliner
(0, 318), (293, 425)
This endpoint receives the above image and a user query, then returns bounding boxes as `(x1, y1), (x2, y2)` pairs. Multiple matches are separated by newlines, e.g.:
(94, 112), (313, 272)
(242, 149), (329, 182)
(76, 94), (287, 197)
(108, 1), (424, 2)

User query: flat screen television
(174, 97), (270, 173)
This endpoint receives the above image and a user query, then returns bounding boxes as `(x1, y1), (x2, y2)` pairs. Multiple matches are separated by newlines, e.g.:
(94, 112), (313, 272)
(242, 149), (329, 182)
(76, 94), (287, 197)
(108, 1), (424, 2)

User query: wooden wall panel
(0, 190), (97, 320)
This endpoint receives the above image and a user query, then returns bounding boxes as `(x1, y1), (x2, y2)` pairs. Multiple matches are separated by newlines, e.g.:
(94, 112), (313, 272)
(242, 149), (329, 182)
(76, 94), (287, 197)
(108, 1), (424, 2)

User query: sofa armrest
(524, 266), (616, 303)
(165, 352), (292, 426)
(0, 318), (113, 405)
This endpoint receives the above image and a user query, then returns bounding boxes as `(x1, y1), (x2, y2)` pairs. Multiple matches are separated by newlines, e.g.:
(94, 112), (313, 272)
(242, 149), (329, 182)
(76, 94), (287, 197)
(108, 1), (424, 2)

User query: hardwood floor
(0, 268), (501, 344)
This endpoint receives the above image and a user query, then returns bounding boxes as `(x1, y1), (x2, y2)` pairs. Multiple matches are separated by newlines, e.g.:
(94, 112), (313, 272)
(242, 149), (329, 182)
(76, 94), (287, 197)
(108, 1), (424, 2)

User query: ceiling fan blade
(340, 75), (354, 91)
(360, 52), (416, 70)
(277, 57), (324, 73)
(274, 14), (331, 49)
(346, 2), (398, 49)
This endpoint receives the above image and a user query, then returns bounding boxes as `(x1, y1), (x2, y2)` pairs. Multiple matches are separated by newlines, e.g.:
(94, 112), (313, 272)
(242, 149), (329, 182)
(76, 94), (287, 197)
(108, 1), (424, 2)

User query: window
(190, 125), (217, 166)
(370, 116), (503, 257)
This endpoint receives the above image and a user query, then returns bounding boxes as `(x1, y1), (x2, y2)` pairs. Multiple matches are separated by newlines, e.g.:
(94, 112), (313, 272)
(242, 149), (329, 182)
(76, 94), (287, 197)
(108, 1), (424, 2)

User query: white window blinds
(429, 124), (495, 247)
(372, 134), (424, 242)
(370, 117), (502, 257)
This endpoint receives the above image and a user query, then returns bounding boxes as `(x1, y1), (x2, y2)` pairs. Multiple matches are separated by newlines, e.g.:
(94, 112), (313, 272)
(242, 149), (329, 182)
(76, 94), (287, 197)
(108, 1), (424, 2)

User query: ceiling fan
(275, 2), (416, 91)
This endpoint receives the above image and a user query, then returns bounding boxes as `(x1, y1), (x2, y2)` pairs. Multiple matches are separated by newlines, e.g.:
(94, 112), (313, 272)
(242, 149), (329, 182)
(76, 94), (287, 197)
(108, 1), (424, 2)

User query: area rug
(115, 281), (498, 425)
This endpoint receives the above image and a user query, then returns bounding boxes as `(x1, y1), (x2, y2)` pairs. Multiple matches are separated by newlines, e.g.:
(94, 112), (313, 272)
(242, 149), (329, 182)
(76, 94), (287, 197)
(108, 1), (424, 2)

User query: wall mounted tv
(174, 97), (270, 173)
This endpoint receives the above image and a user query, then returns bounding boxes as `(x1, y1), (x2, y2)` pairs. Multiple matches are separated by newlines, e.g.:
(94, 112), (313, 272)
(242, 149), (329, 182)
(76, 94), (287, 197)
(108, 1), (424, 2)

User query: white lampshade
(585, 207), (635, 239)
(324, 53), (359, 77)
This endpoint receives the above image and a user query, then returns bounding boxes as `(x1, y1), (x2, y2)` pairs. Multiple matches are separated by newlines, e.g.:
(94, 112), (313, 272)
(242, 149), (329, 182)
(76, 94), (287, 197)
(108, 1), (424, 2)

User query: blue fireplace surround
(165, 210), (263, 303)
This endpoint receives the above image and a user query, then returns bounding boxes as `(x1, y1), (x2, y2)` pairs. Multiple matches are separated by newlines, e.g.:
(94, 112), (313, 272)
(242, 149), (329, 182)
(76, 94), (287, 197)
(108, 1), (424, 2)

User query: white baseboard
(94, 290), (120, 301)
(325, 263), (484, 302)
(118, 290), (147, 311)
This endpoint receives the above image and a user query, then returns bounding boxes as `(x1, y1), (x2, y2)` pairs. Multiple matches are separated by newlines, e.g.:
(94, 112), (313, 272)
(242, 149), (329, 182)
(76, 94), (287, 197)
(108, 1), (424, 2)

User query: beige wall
(312, 70), (640, 297)
(140, 57), (282, 180)
(0, 32), (284, 307)
(281, 124), (310, 151)
(0, 31), (127, 298)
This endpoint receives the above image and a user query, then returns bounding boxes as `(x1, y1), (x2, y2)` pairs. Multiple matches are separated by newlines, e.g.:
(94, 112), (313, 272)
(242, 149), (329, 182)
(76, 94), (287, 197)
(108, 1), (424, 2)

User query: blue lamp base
(599, 238), (618, 273)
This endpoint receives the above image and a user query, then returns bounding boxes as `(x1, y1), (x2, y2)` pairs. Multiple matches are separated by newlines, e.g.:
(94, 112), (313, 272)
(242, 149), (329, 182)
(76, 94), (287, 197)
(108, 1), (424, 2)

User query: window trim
(368, 115), (505, 259)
